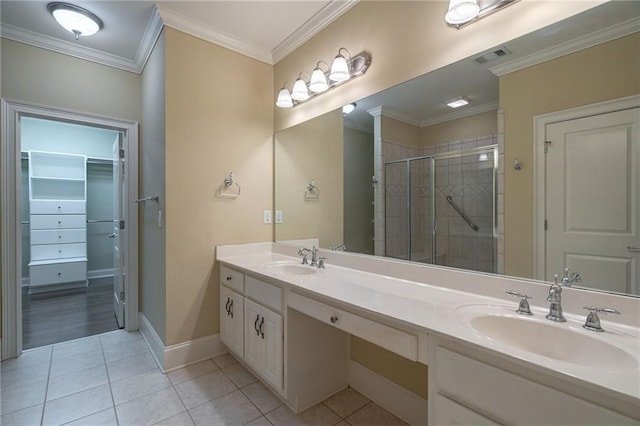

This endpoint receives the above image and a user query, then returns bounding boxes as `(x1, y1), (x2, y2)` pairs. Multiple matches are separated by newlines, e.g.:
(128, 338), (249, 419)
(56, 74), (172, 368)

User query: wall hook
(217, 172), (241, 199)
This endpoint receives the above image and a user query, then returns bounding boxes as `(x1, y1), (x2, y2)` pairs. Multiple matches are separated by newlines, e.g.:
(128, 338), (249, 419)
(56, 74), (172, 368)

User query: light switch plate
(263, 210), (272, 224)
(275, 210), (283, 224)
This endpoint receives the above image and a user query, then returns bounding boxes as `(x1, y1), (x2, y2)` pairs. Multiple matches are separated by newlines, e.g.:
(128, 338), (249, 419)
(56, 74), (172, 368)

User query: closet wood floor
(22, 277), (119, 350)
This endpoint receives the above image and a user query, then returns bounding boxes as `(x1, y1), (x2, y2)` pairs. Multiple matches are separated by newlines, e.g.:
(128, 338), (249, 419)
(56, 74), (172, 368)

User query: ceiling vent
(474, 47), (511, 64)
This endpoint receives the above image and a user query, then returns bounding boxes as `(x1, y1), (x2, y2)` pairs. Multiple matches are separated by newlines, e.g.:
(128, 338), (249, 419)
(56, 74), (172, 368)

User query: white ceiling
(0, 0), (355, 72)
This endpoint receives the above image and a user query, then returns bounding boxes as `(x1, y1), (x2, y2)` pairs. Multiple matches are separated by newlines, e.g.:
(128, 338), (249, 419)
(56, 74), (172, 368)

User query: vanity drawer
(30, 214), (86, 230)
(288, 292), (418, 361)
(434, 346), (636, 425)
(245, 275), (282, 313)
(220, 265), (244, 293)
(31, 243), (86, 261)
(31, 229), (86, 245)
(29, 261), (87, 286)
(30, 200), (86, 215)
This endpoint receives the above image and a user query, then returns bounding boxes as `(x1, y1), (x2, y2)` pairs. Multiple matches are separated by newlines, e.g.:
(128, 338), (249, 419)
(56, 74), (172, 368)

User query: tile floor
(1, 330), (409, 425)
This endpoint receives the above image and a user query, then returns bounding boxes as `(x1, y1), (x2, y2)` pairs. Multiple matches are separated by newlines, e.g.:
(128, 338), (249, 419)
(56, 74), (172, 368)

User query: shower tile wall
(381, 133), (503, 274)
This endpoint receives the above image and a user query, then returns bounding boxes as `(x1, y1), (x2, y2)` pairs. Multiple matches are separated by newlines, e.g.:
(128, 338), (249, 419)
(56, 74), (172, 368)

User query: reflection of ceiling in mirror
(343, 1), (640, 131)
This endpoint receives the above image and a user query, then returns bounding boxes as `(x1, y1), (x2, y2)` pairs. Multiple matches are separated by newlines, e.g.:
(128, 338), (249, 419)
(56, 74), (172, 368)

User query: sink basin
(264, 262), (317, 276)
(469, 314), (638, 370)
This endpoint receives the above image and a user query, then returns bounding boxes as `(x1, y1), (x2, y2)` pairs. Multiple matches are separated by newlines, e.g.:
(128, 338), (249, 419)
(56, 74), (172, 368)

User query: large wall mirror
(275, 1), (640, 298)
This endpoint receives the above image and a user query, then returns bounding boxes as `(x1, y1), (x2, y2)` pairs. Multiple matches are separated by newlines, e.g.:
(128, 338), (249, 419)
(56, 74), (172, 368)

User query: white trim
(1, 99), (139, 360)
(420, 102), (499, 127)
(0, 14), (163, 75)
(272, 0), (359, 64)
(138, 313), (226, 373)
(88, 268), (116, 279)
(156, 5), (272, 65)
(490, 17), (640, 77)
(348, 360), (427, 426)
(532, 95), (640, 280)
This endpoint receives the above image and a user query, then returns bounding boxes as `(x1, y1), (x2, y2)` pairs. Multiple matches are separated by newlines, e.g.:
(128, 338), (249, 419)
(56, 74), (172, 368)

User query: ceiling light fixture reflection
(446, 97), (470, 108)
(47, 2), (104, 40)
(342, 103), (357, 115)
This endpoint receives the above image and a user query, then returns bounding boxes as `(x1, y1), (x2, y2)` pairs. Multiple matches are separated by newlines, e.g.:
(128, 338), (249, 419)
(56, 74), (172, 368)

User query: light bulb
(276, 87), (293, 108)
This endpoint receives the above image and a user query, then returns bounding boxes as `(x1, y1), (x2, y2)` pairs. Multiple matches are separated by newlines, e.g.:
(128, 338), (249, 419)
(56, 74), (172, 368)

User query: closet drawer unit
(288, 292), (418, 361)
(245, 275), (283, 313)
(31, 243), (87, 261)
(30, 200), (86, 215)
(30, 261), (87, 286)
(30, 214), (86, 230)
(30, 229), (86, 245)
(220, 265), (244, 293)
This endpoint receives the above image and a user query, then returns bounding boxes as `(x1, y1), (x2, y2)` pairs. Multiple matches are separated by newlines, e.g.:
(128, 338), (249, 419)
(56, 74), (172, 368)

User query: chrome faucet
(330, 243), (347, 252)
(560, 267), (581, 287)
(297, 248), (310, 265)
(546, 274), (566, 322)
(310, 246), (319, 267)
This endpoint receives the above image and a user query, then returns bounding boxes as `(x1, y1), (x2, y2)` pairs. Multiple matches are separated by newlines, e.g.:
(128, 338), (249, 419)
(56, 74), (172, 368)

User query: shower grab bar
(446, 196), (479, 232)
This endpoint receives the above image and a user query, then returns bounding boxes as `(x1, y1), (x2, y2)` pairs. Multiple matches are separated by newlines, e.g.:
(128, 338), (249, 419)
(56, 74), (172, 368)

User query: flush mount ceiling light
(276, 48), (371, 109)
(47, 2), (104, 40)
(446, 97), (470, 108)
(342, 103), (357, 115)
(446, 0), (519, 28)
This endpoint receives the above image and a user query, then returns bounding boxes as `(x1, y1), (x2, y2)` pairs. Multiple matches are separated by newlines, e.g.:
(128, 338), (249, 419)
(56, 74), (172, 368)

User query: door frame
(1, 98), (140, 359)
(532, 94), (640, 280)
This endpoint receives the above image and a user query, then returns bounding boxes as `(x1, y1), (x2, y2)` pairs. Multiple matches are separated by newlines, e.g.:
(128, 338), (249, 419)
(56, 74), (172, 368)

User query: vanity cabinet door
(220, 285), (243, 357)
(434, 394), (499, 426)
(244, 298), (283, 391)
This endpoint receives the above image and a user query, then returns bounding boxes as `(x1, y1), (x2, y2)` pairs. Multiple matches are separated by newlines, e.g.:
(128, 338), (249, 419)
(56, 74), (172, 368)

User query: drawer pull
(57, 272), (62, 277)
(330, 315), (338, 324)
(58, 235), (62, 239)
(58, 221), (62, 224)
(254, 314), (260, 336)
(226, 275), (232, 281)
(259, 317), (265, 339)
(57, 206), (61, 209)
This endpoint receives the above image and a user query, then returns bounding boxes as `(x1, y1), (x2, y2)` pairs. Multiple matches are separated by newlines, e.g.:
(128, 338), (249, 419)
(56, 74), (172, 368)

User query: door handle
(225, 298), (230, 315)
(254, 314), (260, 336)
(229, 299), (233, 318)
(627, 246), (640, 252)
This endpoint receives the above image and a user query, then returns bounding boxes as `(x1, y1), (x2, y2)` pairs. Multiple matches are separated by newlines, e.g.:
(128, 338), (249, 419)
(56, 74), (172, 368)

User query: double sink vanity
(216, 242), (640, 425)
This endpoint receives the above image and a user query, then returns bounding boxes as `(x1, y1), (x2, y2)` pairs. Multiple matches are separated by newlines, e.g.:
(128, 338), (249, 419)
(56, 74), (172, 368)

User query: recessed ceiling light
(446, 97), (470, 109)
(47, 2), (104, 40)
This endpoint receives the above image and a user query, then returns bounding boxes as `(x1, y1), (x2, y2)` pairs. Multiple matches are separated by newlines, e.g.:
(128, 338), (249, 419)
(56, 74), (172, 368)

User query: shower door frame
(384, 145), (498, 271)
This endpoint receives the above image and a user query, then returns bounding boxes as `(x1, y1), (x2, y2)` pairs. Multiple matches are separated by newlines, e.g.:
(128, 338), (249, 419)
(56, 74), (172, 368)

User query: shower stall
(384, 145), (498, 273)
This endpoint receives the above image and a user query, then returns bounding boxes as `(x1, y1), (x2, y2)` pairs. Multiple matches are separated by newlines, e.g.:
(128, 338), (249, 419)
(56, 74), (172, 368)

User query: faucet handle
(318, 257), (326, 269)
(506, 290), (533, 315)
(582, 306), (621, 332)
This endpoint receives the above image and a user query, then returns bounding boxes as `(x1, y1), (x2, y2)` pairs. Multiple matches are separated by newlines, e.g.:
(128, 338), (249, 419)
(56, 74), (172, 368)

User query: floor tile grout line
(39, 346), (54, 425)
(100, 335), (121, 426)
(167, 369), (199, 426)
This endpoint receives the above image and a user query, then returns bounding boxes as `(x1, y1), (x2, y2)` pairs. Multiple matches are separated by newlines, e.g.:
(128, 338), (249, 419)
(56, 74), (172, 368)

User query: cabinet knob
(226, 276), (232, 281)
(58, 235), (62, 239)
(330, 315), (338, 324)
(58, 221), (62, 224)
(57, 206), (61, 209)
(57, 272), (62, 276)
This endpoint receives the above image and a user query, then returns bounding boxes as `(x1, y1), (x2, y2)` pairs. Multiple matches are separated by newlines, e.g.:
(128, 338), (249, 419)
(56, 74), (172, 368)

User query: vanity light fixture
(47, 2), (104, 40)
(446, 0), (519, 28)
(309, 62), (330, 93)
(291, 73), (311, 102)
(446, 97), (470, 108)
(276, 48), (371, 108)
(342, 103), (357, 115)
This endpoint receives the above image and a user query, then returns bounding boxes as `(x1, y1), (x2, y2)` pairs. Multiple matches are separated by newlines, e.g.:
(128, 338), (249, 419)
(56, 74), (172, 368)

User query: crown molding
(344, 119), (373, 134)
(156, 4), (273, 65)
(490, 16), (640, 77)
(272, 0), (359, 64)
(420, 102), (499, 127)
(367, 106), (383, 118)
(0, 9), (163, 74)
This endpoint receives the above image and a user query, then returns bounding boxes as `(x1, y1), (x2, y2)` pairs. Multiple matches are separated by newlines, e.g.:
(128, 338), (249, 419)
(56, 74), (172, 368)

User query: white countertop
(217, 243), (640, 406)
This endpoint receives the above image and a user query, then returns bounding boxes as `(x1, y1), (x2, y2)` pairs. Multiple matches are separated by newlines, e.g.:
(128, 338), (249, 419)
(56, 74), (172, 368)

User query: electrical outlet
(263, 210), (272, 224)
(275, 210), (283, 224)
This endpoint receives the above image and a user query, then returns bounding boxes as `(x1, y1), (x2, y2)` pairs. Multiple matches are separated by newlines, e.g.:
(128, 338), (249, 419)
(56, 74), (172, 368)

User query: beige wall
(274, 109), (343, 247)
(274, 0), (603, 131)
(141, 31), (167, 342)
(501, 33), (640, 278)
(164, 28), (274, 345)
(0, 39), (141, 123)
(421, 110), (498, 147)
(381, 116), (420, 147)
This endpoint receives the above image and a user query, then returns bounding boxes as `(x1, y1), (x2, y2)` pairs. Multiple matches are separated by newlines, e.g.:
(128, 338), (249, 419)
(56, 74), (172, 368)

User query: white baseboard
(138, 313), (227, 373)
(349, 360), (427, 426)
